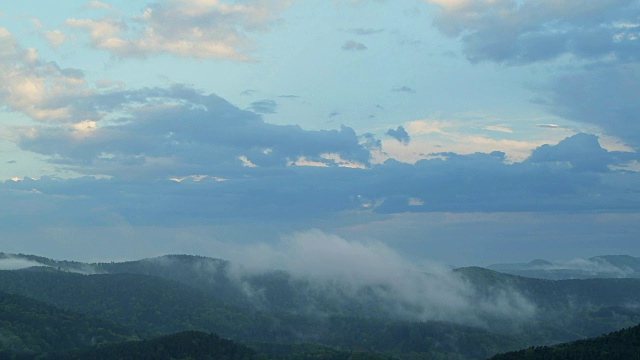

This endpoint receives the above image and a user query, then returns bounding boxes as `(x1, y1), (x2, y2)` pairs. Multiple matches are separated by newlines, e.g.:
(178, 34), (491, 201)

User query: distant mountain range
(2, 252), (640, 359)
(488, 255), (640, 280)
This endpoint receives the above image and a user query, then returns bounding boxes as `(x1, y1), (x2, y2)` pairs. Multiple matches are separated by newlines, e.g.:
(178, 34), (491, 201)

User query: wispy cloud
(341, 40), (367, 51)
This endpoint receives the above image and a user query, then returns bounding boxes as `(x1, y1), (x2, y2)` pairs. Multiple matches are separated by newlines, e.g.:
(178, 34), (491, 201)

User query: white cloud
(44, 30), (66, 49)
(232, 230), (536, 324)
(67, 0), (292, 60)
(0, 29), (94, 123)
(239, 155), (257, 167)
(87, 0), (113, 10)
(375, 119), (545, 164)
(484, 125), (513, 134)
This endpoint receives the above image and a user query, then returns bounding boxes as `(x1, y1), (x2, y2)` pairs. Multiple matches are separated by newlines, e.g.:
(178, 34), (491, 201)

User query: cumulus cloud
(14, 85), (370, 178)
(67, 0), (291, 60)
(0, 28), (93, 122)
(386, 125), (411, 144)
(426, 0), (640, 64)
(527, 133), (620, 172)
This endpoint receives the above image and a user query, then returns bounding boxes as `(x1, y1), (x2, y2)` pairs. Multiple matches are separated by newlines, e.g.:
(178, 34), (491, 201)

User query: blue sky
(1, 0), (639, 267)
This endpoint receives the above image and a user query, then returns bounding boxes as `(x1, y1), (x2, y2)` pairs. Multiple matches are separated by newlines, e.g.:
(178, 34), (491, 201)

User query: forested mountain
(0, 266), (524, 359)
(2, 252), (640, 359)
(0, 290), (137, 359)
(454, 266), (640, 342)
(59, 331), (399, 360)
(57, 331), (260, 360)
(490, 323), (640, 360)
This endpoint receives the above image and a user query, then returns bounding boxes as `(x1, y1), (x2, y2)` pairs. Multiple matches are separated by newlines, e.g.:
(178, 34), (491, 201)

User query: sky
(1, 0), (639, 267)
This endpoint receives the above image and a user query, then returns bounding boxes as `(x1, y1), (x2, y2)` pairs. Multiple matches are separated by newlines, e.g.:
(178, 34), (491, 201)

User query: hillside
(489, 322), (640, 360)
(57, 331), (260, 360)
(4, 253), (640, 358)
(0, 290), (137, 359)
(0, 267), (523, 359)
(59, 331), (399, 360)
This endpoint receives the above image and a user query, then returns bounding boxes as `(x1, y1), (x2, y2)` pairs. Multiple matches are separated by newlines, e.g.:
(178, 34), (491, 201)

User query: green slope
(0, 267), (523, 359)
(0, 290), (137, 359)
(57, 331), (260, 360)
(489, 323), (640, 360)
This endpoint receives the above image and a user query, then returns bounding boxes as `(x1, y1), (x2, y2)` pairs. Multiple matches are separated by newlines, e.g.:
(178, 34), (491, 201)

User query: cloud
(343, 28), (384, 35)
(392, 86), (416, 93)
(0, 28), (93, 122)
(14, 85), (370, 178)
(341, 40), (367, 51)
(67, 0), (292, 60)
(386, 125), (411, 144)
(0, 257), (47, 270)
(86, 0), (112, 10)
(426, 0), (640, 64)
(231, 230), (536, 324)
(541, 64), (640, 147)
(247, 99), (277, 114)
(4, 132), (640, 230)
(527, 133), (619, 172)
(44, 29), (65, 49)
(483, 125), (513, 134)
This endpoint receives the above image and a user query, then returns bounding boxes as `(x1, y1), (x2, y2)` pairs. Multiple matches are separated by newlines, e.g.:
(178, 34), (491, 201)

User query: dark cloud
(6, 160), (16, 164)
(527, 133), (623, 172)
(360, 133), (382, 151)
(341, 40), (367, 51)
(386, 126), (410, 144)
(542, 64), (640, 147)
(429, 0), (640, 64)
(15, 87), (370, 178)
(240, 89), (257, 96)
(5, 134), (640, 228)
(247, 99), (278, 114)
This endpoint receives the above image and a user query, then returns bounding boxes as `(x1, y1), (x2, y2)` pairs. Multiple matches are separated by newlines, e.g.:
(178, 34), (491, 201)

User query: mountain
(0, 268), (277, 340)
(57, 331), (260, 360)
(0, 266), (523, 359)
(4, 252), (640, 359)
(454, 266), (640, 342)
(57, 331), (400, 360)
(489, 323), (640, 360)
(487, 255), (640, 280)
(0, 290), (137, 359)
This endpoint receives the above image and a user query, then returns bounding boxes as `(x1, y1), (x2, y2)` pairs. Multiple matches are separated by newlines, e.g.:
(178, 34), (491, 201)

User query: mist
(225, 230), (537, 328)
(0, 256), (47, 270)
